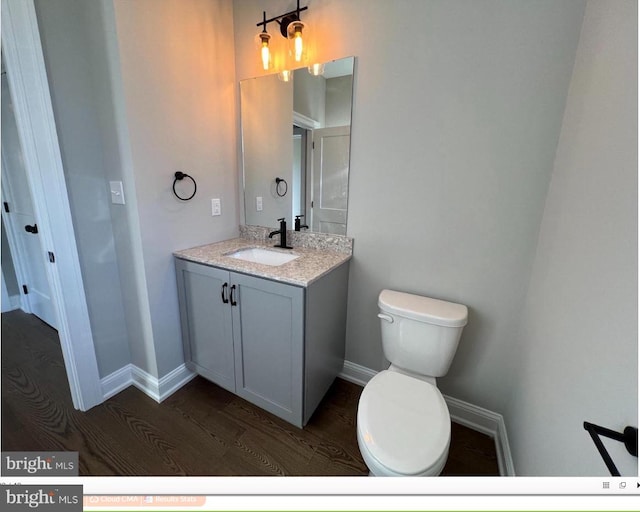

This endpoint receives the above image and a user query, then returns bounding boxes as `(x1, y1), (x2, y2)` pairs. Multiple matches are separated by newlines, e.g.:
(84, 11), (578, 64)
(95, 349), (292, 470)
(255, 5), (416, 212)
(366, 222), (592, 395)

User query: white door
(311, 126), (350, 235)
(1, 69), (57, 328)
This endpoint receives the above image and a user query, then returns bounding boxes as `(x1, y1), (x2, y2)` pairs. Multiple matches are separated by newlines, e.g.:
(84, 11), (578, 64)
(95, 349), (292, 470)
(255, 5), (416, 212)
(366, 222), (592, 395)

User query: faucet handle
(277, 217), (285, 222)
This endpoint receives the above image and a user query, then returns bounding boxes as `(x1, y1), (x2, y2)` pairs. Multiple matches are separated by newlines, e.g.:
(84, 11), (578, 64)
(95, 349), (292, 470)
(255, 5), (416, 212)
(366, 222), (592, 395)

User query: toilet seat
(357, 370), (451, 476)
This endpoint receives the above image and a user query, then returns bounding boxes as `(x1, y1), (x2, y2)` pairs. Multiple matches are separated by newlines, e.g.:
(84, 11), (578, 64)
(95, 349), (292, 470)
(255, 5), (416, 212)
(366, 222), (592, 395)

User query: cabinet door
(231, 272), (304, 426)
(175, 259), (235, 392)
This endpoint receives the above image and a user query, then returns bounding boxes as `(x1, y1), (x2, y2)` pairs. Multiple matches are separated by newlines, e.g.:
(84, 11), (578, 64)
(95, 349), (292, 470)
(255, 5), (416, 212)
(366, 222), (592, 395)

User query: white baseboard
(101, 364), (134, 400)
(101, 363), (196, 403)
(339, 360), (378, 386)
(338, 360), (516, 476)
(1, 294), (21, 313)
(158, 363), (197, 401)
(443, 395), (516, 476)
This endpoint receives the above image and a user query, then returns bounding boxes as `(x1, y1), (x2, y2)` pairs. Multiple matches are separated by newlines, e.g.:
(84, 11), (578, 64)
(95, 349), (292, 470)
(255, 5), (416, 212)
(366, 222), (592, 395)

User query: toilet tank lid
(378, 289), (468, 327)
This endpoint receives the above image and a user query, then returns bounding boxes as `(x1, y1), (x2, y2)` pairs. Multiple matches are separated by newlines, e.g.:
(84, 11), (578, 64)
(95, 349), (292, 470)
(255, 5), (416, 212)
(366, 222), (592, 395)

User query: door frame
(1, 0), (103, 411)
(292, 112), (317, 228)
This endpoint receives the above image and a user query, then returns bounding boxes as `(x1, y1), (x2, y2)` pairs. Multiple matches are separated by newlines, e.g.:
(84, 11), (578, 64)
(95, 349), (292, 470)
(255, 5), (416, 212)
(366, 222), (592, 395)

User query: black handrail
(583, 421), (638, 476)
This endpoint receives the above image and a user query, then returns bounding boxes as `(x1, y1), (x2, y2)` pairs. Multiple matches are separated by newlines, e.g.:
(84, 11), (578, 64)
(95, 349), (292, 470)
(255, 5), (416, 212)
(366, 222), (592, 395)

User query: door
(311, 125), (351, 235)
(175, 259), (236, 393)
(231, 272), (304, 427)
(1, 69), (57, 328)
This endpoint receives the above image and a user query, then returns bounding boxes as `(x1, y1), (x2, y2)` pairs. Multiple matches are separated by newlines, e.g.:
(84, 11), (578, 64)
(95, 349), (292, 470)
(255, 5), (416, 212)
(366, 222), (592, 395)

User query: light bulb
(259, 32), (271, 71)
(261, 42), (270, 70)
(287, 21), (305, 63)
(293, 27), (303, 62)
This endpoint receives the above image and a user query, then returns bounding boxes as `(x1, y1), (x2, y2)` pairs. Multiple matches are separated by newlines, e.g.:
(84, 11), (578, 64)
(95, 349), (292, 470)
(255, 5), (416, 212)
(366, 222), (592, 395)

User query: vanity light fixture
(256, 0), (310, 73)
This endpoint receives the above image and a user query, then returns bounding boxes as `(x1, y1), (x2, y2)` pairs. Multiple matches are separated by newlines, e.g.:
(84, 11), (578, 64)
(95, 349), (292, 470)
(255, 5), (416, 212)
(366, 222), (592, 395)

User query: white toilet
(356, 289), (468, 476)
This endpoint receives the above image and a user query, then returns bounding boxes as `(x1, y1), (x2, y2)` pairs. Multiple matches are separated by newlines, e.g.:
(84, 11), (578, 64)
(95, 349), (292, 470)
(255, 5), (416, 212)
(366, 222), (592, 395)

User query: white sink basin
(226, 247), (299, 266)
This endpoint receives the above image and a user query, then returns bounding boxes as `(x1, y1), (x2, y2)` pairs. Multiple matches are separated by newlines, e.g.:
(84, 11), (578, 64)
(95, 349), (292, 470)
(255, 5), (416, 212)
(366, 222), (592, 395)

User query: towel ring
(275, 177), (288, 197)
(173, 171), (197, 201)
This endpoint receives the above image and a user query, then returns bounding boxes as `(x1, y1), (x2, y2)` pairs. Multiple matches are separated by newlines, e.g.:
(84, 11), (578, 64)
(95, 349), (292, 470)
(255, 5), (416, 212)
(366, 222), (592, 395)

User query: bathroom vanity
(174, 230), (351, 428)
(174, 54), (357, 428)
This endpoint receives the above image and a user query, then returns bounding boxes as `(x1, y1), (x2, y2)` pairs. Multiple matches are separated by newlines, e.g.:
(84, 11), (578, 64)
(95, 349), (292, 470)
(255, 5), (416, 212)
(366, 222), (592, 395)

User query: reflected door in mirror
(311, 126), (350, 235)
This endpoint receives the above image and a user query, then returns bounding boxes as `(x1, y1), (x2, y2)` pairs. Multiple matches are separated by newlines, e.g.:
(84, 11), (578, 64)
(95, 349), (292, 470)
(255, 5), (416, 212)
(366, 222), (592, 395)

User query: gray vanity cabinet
(175, 257), (348, 428)
(230, 272), (304, 425)
(175, 261), (236, 393)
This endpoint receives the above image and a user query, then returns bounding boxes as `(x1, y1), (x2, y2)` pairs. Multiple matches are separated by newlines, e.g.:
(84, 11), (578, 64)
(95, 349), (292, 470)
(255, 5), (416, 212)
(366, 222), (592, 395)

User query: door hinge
(48, 251), (55, 263)
(311, 200), (314, 208)
(22, 284), (29, 295)
(3, 202), (9, 213)
(312, 141), (315, 149)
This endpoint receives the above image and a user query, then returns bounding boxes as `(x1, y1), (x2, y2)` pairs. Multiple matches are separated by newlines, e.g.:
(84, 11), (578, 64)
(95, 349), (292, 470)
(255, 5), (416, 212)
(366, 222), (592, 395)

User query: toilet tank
(378, 290), (468, 378)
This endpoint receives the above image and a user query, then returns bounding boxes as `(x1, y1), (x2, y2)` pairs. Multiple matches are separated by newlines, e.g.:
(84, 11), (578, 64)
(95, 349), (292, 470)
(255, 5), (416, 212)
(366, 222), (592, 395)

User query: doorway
(1, 0), (102, 411)
(292, 126), (307, 223)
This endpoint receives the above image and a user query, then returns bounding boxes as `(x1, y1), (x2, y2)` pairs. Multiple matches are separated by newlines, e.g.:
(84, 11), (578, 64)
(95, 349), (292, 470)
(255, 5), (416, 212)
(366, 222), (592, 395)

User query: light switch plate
(109, 181), (125, 205)
(256, 196), (263, 211)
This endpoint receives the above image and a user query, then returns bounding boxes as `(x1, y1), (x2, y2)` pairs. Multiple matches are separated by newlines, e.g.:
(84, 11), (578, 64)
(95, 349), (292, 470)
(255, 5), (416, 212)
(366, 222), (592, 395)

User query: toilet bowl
(357, 370), (450, 476)
(356, 290), (468, 476)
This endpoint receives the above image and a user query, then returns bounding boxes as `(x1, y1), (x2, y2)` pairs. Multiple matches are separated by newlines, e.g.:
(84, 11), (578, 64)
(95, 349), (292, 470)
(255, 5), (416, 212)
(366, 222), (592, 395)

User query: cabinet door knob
(221, 282), (229, 304)
(230, 285), (237, 306)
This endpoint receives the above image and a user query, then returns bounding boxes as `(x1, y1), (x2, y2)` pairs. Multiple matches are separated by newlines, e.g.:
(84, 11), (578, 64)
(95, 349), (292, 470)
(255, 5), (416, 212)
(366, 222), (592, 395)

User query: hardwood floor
(1, 310), (499, 476)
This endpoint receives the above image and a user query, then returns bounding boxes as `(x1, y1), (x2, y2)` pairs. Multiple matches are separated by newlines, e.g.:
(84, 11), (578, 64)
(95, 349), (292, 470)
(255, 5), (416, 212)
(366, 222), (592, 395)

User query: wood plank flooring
(1, 310), (499, 476)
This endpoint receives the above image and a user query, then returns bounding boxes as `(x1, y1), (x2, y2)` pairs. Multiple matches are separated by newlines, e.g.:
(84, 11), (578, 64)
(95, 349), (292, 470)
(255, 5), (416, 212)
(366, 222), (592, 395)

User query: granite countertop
(174, 237), (351, 287)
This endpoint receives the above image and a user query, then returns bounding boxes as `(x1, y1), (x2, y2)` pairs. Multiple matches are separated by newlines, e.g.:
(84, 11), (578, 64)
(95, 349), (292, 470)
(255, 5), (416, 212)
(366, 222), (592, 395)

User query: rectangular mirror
(240, 57), (355, 235)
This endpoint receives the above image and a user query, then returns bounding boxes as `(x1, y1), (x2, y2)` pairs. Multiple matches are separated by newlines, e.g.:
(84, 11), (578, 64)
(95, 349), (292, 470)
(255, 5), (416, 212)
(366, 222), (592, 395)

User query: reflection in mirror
(241, 57), (354, 235)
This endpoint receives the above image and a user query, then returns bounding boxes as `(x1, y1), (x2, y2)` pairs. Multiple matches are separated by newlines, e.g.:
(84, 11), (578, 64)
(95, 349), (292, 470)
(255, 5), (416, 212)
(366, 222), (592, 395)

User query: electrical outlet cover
(211, 198), (221, 216)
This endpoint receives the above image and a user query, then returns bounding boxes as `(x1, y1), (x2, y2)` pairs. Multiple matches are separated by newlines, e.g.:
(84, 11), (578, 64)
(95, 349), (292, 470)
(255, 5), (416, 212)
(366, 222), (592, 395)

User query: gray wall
(34, 0), (238, 380)
(293, 70), (326, 125)
(35, 0), (131, 377)
(503, 0), (638, 476)
(241, 74), (293, 227)
(325, 76), (353, 128)
(234, 0), (586, 415)
(111, 0), (238, 377)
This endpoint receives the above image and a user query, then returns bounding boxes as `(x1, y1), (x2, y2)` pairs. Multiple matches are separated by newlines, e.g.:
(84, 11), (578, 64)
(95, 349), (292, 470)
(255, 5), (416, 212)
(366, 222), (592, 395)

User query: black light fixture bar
(256, 0), (308, 35)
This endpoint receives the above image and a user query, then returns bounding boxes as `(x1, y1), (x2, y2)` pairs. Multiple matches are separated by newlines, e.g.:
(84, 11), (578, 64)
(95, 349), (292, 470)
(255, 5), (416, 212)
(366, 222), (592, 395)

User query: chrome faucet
(268, 218), (293, 249)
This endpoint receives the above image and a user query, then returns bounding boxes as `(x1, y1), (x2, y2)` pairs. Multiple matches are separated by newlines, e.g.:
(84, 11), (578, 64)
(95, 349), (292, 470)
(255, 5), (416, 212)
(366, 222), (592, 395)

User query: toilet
(356, 289), (468, 476)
